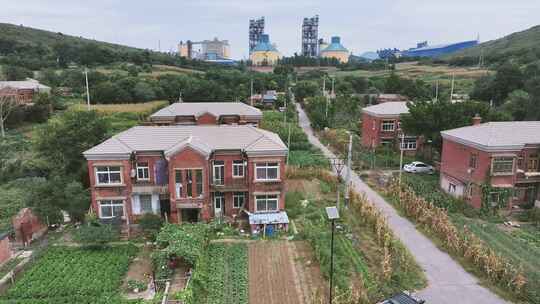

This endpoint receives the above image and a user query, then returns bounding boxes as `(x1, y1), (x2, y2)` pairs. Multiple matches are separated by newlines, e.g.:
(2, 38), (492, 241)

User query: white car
(403, 161), (434, 174)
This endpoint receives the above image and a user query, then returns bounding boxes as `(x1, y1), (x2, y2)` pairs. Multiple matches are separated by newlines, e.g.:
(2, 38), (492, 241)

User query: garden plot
(248, 241), (320, 304)
(0, 245), (137, 304)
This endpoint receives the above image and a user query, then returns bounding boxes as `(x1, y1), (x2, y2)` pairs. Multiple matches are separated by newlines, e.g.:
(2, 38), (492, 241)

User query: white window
(95, 166), (122, 185)
(233, 160), (245, 178)
(99, 200), (124, 218)
(233, 192), (245, 209)
(139, 194), (153, 213)
(136, 162), (150, 181)
(255, 162), (279, 181)
(448, 183), (456, 193)
(213, 161), (225, 185)
(175, 170), (183, 198)
(255, 194), (279, 212)
(400, 138), (417, 150)
(381, 120), (395, 132)
(492, 157), (514, 175)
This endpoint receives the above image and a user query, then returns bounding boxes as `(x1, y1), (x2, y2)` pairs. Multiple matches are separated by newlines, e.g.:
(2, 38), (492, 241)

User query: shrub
(138, 213), (163, 239)
(73, 223), (119, 248)
(127, 279), (147, 292)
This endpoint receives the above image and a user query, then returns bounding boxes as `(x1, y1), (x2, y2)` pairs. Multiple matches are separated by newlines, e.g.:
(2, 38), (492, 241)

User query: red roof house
(440, 117), (540, 209)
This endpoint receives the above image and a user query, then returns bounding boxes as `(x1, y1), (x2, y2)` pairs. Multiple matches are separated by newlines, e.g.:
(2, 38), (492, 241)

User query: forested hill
(0, 23), (214, 71)
(446, 24), (540, 66)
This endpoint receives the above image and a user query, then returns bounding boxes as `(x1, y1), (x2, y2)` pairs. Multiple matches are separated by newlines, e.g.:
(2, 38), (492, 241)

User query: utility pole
(345, 132), (353, 207)
(398, 132), (405, 186)
(449, 73), (455, 103)
(435, 80), (439, 102)
(250, 78), (254, 106)
(85, 68), (90, 110)
(286, 123), (291, 166)
(331, 76), (335, 97)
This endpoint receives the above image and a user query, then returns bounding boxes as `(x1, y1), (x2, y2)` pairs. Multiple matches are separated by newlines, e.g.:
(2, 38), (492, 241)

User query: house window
(255, 194), (279, 212)
(448, 183), (456, 193)
(213, 161), (225, 185)
(528, 155), (539, 172)
(99, 200), (124, 219)
(255, 162), (279, 181)
(469, 153), (477, 169)
(186, 170), (193, 197)
(492, 157), (514, 175)
(381, 120), (395, 132)
(489, 192), (500, 206)
(96, 166), (122, 185)
(136, 162), (150, 181)
(195, 169), (203, 197)
(175, 169), (183, 198)
(400, 138), (417, 150)
(233, 192), (245, 209)
(233, 160), (245, 178)
(140, 194), (153, 213)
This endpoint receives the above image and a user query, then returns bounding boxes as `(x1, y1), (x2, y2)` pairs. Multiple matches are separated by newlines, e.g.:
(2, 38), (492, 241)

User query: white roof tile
(362, 102), (409, 116)
(150, 102), (262, 120)
(83, 125), (287, 158)
(441, 121), (540, 151)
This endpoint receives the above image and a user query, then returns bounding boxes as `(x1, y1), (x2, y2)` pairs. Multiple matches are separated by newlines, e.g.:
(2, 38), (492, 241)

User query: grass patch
(0, 257), (23, 279)
(70, 100), (168, 115)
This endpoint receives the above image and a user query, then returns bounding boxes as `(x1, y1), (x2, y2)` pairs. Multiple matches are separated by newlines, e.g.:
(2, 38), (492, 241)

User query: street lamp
(325, 206), (340, 304)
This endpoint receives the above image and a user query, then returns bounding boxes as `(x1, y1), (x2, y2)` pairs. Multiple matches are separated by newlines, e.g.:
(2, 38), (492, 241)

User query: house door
(214, 193), (224, 217)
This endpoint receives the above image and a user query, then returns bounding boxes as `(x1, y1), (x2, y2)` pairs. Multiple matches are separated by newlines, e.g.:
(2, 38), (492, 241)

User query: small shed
(248, 211), (289, 235)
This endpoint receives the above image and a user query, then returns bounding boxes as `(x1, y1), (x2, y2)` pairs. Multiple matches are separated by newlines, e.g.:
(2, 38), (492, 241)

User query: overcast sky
(3, 0), (539, 59)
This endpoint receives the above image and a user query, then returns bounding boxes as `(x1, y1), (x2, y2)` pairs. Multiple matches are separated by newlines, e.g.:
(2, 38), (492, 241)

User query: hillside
(0, 22), (141, 53)
(446, 24), (540, 66)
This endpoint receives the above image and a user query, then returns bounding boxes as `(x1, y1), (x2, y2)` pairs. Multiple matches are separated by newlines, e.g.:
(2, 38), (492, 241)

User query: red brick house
(149, 102), (263, 126)
(361, 102), (421, 154)
(440, 118), (540, 209)
(83, 125), (288, 226)
(0, 79), (51, 103)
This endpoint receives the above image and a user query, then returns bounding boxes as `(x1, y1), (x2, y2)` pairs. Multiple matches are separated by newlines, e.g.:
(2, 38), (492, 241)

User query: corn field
(386, 179), (532, 302)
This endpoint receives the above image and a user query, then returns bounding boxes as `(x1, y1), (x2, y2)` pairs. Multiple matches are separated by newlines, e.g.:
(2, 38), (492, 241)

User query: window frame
(448, 183), (456, 193)
(400, 138), (417, 150)
(175, 169), (183, 198)
(469, 153), (478, 169)
(136, 162), (150, 181)
(98, 199), (124, 219)
(195, 169), (203, 197)
(528, 155), (539, 172)
(233, 192), (245, 209)
(95, 166), (123, 186)
(255, 194), (279, 212)
(213, 161), (225, 185)
(139, 194), (153, 213)
(232, 160), (245, 178)
(255, 162), (280, 182)
(491, 157), (514, 175)
(186, 170), (193, 198)
(381, 120), (395, 132)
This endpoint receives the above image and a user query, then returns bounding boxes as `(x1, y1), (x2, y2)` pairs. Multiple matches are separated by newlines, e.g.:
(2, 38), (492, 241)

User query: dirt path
(296, 103), (508, 304)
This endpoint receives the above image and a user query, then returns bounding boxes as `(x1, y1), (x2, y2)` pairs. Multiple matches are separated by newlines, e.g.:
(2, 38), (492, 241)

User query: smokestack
(472, 114), (482, 126)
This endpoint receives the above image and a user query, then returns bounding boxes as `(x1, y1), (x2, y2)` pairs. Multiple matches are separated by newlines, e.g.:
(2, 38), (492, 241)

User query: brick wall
(0, 237), (11, 265)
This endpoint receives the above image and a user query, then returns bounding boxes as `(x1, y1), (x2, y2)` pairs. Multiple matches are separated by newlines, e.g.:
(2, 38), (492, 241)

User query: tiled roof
(362, 102), (409, 116)
(0, 79), (50, 91)
(83, 125), (287, 159)
(441, 121), (540, 151)
(150, 102), (262, 120)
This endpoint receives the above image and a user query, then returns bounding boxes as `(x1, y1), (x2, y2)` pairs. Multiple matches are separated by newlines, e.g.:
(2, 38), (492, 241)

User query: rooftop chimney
(472, 114), (482, 126)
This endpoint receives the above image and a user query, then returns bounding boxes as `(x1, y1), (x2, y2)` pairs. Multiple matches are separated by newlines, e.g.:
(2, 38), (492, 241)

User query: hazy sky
(3, 0), (539, 59)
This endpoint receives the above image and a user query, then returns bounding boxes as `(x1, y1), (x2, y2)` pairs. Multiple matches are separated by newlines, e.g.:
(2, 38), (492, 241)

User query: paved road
(295, 103), (508, 304)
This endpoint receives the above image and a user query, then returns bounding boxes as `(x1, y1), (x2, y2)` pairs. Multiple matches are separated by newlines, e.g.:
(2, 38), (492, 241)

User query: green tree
(502, 90), (531, 120)
(3, 65), (32, 81)
(293, 80), (319, 102)
(33, 110), (110, 183)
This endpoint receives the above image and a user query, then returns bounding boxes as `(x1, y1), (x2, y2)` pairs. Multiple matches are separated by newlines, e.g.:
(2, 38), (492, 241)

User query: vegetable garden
(0, 245), (138, 304)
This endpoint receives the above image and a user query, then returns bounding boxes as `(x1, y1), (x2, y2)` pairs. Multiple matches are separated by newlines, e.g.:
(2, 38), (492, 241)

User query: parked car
(403, 161), (434, 174)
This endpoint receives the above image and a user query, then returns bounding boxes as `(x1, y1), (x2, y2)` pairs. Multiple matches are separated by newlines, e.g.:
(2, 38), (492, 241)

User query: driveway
(295, 103), (508, 304)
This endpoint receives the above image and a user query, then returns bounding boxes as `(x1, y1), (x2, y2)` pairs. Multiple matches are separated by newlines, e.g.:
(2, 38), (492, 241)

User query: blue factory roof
(321, 36), (349, 53)
(252, 34), (278, 52)
(401, 40), (478, 58)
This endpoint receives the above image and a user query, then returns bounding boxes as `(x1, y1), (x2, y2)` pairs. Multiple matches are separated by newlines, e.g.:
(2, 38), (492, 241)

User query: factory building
(249, 34), (281, 66)
(320, 36), (350, 63)
(178, 38), (231, 60)
(400, 40), (479, 58)
(301, 15), (319, 57)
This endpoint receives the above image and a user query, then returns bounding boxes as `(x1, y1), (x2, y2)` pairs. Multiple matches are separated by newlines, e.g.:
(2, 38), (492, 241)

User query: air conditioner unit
(130, 169), (136, 178)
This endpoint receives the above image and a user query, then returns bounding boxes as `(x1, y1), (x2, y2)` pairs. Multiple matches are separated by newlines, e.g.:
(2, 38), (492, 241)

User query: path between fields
(295, 103), (509, 304)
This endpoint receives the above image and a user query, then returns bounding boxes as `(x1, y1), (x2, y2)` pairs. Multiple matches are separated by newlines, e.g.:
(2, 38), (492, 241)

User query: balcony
(210, 178), (249, 192)
(517, 169), (540, 183)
